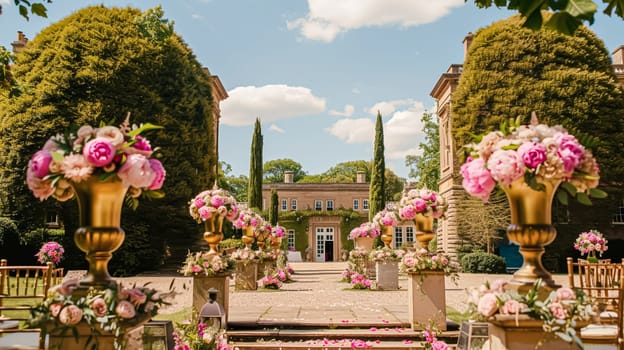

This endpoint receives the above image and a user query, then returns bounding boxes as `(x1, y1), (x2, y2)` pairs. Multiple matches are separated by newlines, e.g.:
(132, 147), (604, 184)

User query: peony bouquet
(369, 247), (405, 264)
(35, 241), (64, 265)
(574, 229), (608, 260)
(26, 117), (166, 205)
(461, 114), (604, 203)
(397, 189), (447, 220)
(180, 251), (234, 277)
(271, 225), (286, 238)
(371, 209), (400, 227)
(348, 222), (380, 239)
(189, 187), (238, 224)
(232, 208), (266, 235)
(259, 275), (282, 289)
(399, 249), (460, 281)
(349, 272), (372, 289)
(467, 279), (592, 345)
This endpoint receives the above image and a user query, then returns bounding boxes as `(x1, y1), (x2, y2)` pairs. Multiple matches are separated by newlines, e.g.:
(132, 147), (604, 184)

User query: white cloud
(351, 88), (361, 94)
(327, 99), (429, 160)
(0, 0), (9, 4)
(288, 0), (464, 42)
(191, 14), (204, 20)
(221, 84), (326, 126)
(269, 124), (285, 133)
(329, 104), (355, 117)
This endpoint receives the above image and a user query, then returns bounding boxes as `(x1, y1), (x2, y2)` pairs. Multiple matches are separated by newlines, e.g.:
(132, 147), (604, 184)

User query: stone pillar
(193, 273), (232, 325)
(407, 271), (446, 331)
(487, 316), (581, 350)
(375, 261), (398, 290)
(234, 261), (258, 290)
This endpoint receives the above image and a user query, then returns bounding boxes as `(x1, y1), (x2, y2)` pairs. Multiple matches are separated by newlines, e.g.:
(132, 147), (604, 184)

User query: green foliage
(405, 112), (440, 189)
(20, 227), (64, 246)
(369, 112), (386, 220)
(9, 0), (51, 20)
(300, 160), (370, 183)
(452, 15), (624, 184)
(218, 162), (248, 202)
(269, 189), (279, 225)
(0, 217), (18, 245)
(248, 119), (263, 210)
(134, 6), (174, 42)
(263, 158), (306, 183)
(219, 238), (244, 250)
(460, 252), (507, 273)
(0, 6), (216, 273)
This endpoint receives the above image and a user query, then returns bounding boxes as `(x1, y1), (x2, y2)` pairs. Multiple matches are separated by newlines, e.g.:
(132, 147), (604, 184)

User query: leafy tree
(369, 111), (386, 220)
(263, 158), (306, 183)
(248, 118), (263, 210)
(269, 189), (278, 225)
(1, 0), (51, 20)
(217, 161), (248, 201)
(405, 112), (440, 190)
(0, 6), (216, 273)
(452, 15), (624, 184)
(470, 0), (624, 35)
(384, 169), (404, 201)
(299, 160), (370, 183)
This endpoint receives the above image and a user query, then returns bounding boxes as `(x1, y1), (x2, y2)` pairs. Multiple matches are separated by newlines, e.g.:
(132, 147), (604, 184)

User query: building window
(613, 200), (624, 224)
(406, 226), (414, 243)
(281, 199), (287, 211)
(326, 200), (334, 211)
(287, 230), (295, 249)
(394, 227), (403, 249)
(353, 199), (359, 210)
(315, 200), (323, 211)
(363, 199), (369, 210)
(45, 212), (60, 228)
(291, 199), (297, 211)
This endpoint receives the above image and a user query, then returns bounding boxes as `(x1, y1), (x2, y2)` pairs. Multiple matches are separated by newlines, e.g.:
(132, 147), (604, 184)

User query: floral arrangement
(256, 249), (279, 262)
(399, 249), (460, 282)
(423, 324), (448, 350)
(341, 268), (355, 283)
(259, 275), (282, 289)
(348, 222), (380, 239)
(189, 187), (238, 224)
(349, 272), (372, 289)
(369, 247), (405, 264)
(35, 241), (64, 265)
(460, 114), (604, 203)
(180, 251), (234, 277)
(346, 248), (370, 276)
(29, 279), (173, 350)
(372, 209), (400, 227)
(574, 229), (608, 261)
(232, 208), (265, 234)
(271, 224), (285, 238)
(397, 189), (447, 220)
(173, 312), (229, 350)
(467, 279), (592, 346)
(229, 248), (257, 265)
(273, 267), (293, 283)
(26, 117), (166, 206)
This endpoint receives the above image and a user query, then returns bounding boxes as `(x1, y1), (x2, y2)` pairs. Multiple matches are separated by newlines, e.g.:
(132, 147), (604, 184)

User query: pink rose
(487, 150), (525, 185)
(147, 159), (166, 190)
(29, 150), (53, 178)
(194, 197), (206, 208)
(477, 293), (499, 317)
(192, 265), (202, 273)
(49, 303), (63, 317)
(133, 135), (152, 151)
(420, 189), (435, 201)
(115, 300), (136, 319)
(59, 305), (83, 325)
(499, 300), (525, 314)
(26, 168), (54, 200)
(211, 196), (224, 208)
(399, 205), (416, 220)
(431, 340), (449, 350)
(517, 142), (547, 169)
(198, 206), (212, 220)
(555, 287), (575, 301)
(83, 137), (116, 167)
(91, 297), (108, 317)
(117, 154), (155, 188)
(125, 288), (147, 306)
(413, 198), (427, 212)
(550, 302), (567, 319)
(461, 157), (496, 202)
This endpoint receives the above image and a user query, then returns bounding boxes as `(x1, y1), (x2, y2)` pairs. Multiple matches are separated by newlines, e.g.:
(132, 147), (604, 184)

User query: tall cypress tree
(248, 118), (263, 210)
(369, 111), (386, 220)
(269, 189), (279, 226)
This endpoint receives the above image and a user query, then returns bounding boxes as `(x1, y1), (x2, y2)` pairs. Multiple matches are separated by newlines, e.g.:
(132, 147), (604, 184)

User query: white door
(315, 227), (334, 262)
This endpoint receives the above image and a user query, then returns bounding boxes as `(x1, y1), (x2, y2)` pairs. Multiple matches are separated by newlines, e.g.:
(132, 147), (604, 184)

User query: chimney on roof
(284, 171), (294, 183)
(463, 32), (474, 63)
(613, 46), (624, 65)
(11, 31), (28, 54)
(356, 171), (366, 183)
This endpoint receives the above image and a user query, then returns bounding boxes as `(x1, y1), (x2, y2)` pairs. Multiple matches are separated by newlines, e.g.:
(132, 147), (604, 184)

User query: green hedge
(460, 252), (507, 273)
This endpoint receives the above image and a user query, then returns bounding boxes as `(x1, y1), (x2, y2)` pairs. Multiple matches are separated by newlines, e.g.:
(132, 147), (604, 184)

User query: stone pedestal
(257, 260), (276, 278)
(47, 321), (144, 350)
(365, 259), (376, 279)
(407, 271), (446, 331)
(375, 261), (399, 290)
(354, 237), (374, 251)
(486, 315), (581, 350)
(192, 273), (232, 325)
(235, 261), (258, 291)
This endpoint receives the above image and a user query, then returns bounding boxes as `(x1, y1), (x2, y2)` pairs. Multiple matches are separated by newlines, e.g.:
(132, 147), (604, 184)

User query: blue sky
(1, 1), (622, 179)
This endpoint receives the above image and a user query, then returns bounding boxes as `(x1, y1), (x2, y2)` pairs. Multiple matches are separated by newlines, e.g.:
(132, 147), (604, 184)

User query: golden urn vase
(380, 225), (393, 248)
(414, 213), (435, 251)
(501, 178), (562, 289)
(72, 176), (128, 288)
(241, 226), (255, 249)
(203, 215), (225, 255)
(256, 232), (266, 250)
(270, 236), (282, 251)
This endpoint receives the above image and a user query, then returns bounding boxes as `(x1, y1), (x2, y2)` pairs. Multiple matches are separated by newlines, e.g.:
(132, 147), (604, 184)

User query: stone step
(228, 339), (458, 349)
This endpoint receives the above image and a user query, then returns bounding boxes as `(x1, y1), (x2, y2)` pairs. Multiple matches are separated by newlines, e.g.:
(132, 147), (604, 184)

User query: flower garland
(188, 187), (238, 224)
(399, 249), (460, 282)
(180, 252), (235, 277)
(397, 189), (447, 220)
(229, 248), (258, 266)
(29, 279), (173, 350)
(573, 229), (608, 260)
(26, 117), (166, 206)
(369, 247), (405, 264)
(173, 312), (229, 350)
(467, 279), (592, 346)
(348, 222), (380, 239)
(259, 275), (282, 289)
(371, 209), (400, 227)
(349, 272), (372, 289)
(35, 241), (64, 265)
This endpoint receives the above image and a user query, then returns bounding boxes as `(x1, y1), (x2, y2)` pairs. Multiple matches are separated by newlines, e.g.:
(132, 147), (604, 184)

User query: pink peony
(83, 137), (116, 167)
(59, 305), (83, 325)
(133, 135), (152, 151)
(554, 132), (585, 173)
(477, 293), (499, 317)
(117, 154), (155, 189)
(148, 159), (166, 190)
(550, 302), (567, 320)
(555, 287), (576, 301)
(499, 300), (525, 315)
(517, 142), (547, 169)
(487, 150), (525, 185)
(49, 303), (63, 317)
(461, 157), (496, 202)
(125, 288), (147, 306)
(29, 150), (52, 178)
(399, 205), (416, 220)
(413, 198), (427, 212)
(26, 168), (54, 200)
(91, 297), (108, 317)
(96, 126), (124, 146)
(431, 340), (449, 350)
(116, 300), (137, 319)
